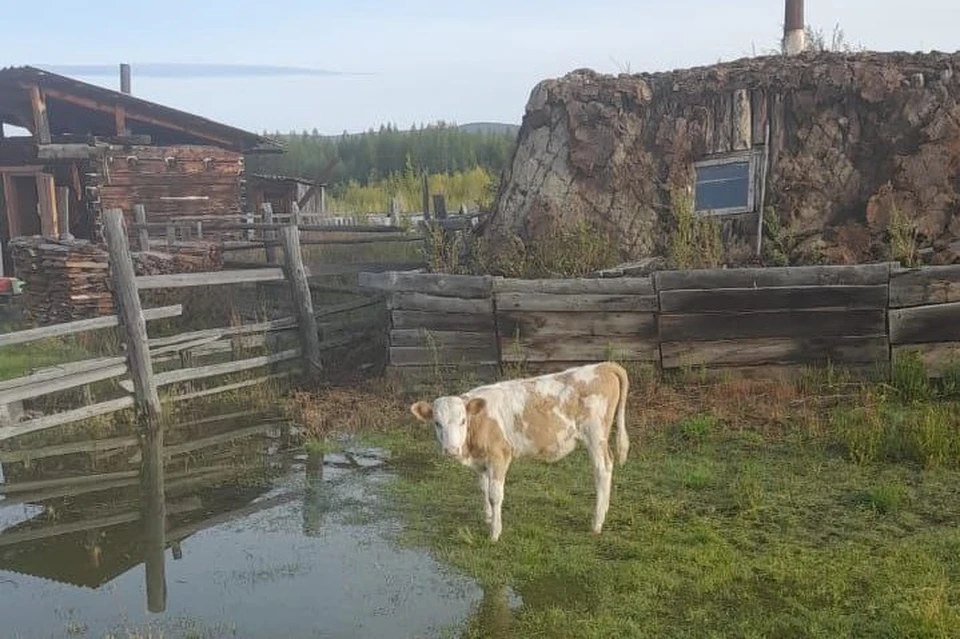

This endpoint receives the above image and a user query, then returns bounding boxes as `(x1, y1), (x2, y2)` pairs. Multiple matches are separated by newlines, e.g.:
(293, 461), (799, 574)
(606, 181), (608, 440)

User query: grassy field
(303, 361), (960, 639)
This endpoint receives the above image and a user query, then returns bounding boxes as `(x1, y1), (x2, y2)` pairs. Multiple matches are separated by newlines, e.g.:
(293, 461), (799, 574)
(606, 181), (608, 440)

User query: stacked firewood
(9, 238), (114, 324)
(134, 242), (223, 274)
(9, 237), (224, 325)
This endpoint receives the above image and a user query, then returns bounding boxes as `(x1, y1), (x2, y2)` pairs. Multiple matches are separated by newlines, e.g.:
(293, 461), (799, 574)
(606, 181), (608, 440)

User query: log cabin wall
(93, 145), (243, 234)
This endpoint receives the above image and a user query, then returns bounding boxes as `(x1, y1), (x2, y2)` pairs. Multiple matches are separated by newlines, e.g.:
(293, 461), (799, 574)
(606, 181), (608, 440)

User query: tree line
(247, 121), (518, 186)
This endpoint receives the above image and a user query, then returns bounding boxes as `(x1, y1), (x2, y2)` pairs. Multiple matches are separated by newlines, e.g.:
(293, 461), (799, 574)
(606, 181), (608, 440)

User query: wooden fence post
(102, 208), (162, 422)
(133, 204), (150, 252)
(280, 224), (322, 375)
(262, 203), (276, 264)
(142, 420), (167, 612)
(290, 201), (301, 227)
(421, 171), (431, 220)
(165, 223), (175, 249)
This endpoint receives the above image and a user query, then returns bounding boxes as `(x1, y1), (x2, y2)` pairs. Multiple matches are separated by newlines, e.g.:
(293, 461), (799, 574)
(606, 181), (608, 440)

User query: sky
(2, 1), (958, 135)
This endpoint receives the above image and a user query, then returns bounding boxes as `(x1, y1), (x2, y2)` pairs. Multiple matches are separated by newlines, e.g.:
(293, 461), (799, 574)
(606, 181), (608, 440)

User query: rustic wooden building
(246, 173), (326, 217)
(0, 65), (282, 268)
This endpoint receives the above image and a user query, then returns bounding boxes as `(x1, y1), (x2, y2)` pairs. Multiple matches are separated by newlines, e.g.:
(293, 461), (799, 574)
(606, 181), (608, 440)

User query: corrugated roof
(0, 66), (283, 154)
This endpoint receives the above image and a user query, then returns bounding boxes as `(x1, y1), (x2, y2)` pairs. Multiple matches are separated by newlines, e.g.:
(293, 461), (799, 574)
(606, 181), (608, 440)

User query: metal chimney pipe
(120, 63), (131, 94)
(783, 0), (806, 55)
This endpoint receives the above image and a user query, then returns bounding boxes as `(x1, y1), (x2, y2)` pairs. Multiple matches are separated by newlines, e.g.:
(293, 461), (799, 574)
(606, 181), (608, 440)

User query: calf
(410, 361), (630, 542)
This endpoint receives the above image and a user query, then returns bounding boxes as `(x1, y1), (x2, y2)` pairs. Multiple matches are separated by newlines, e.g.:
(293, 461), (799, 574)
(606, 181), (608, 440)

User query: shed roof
(0, 66), (282, 154)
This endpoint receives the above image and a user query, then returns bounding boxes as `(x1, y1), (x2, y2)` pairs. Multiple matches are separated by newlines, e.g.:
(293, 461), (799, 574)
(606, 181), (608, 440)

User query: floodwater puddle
(0, 412), (516, 638)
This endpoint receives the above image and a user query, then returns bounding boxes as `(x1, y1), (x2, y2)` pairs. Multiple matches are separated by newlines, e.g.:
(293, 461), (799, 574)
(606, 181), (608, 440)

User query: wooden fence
(0, 208), (388, 442)
(361, 263), (960, 382)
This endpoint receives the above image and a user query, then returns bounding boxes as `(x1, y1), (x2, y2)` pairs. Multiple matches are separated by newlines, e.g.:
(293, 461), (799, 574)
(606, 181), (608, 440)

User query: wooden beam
(281, 225), (322, 374)
(35, 173), (58, 237)
(40, 86), (236, 148)
(149, 348), (300, 387)
(1, 172), (20, 238)
(102, 208), (161, 420)
(0, 305), (181, 347)
(55, 185), (71, 238)
(28, 85), (51, 144)
(133, 204), (150, 251)
(0, 397), (135, 442)
(0, 362), (128, 404)
(135, 268), (286, 290)
(36, 144), (102, 161)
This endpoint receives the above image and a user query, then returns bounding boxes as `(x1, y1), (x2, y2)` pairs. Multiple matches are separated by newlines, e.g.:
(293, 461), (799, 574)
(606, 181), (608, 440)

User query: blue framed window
(693, 150), (760, 216)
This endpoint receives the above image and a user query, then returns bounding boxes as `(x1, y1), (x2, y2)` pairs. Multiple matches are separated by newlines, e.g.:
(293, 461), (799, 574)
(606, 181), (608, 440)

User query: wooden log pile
(9, 237), (224, 325)
(9, 238), (114, 325)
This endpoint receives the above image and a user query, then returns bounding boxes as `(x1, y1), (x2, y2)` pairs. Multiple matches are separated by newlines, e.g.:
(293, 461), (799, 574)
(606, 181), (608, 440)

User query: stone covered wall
(485, 51), (960, 266)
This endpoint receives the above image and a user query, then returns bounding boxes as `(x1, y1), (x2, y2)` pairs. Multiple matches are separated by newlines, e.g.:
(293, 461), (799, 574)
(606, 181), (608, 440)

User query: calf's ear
(410, 401), (434, 422)
(465, 397), (486, 415)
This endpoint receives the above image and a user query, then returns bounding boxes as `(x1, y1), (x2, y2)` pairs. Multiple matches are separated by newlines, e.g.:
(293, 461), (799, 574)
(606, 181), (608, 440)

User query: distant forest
(247, 122), (518, 185)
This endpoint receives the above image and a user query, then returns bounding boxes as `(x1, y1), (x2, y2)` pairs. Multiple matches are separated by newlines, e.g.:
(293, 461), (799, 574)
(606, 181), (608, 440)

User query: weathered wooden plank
(889, 302), (960, 345)
(0, 498), (201, 548)
(135, 268), (285, 290)
(493, 277), (654, 296)
(501, 336), (659, 363)
(281, 226), (322, 375)
(149, 349), (301, 387)
(496, 292), (658, 313)
(497, 312), (658, 339)
(892, 343), (960, 378)
(359, 271), (491, 299)
(661, 336), (890, 369)
(0, 357), (126, 392)
(103, 208), (161, 420)
(0, 434), (139, 464)
(315, 297), (383, 318)
(390, 346), (499, 366)
(0, 363), (129, 404)
(663, 362), (889, 383)
(0, 305), (182, 347)
(659, 309), (887, 342)
(166, 372), (295, 404)
(655, 263), (893, 290)
(659, 285), (887, 313)
(0, 397), (135, 442)
(390, 292), (493, 314)
(390, 329), (495, 349)
(889, 266), (960, 308)
(391, 310), (496, 332)
(147, 317), (297, 349)
(385, 364), (500, 385)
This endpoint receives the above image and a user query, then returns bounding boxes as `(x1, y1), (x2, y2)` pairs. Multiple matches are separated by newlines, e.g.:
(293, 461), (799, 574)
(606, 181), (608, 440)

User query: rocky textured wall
(485, 51), (960, 266)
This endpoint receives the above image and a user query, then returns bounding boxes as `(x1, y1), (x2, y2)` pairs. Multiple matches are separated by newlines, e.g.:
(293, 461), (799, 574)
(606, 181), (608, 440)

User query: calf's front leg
(487, 458), (510, 542)
(478, 470), (492, 525)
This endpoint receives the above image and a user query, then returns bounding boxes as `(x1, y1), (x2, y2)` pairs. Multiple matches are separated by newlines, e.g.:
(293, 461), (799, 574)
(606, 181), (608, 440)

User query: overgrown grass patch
(307, 370), (960, 638)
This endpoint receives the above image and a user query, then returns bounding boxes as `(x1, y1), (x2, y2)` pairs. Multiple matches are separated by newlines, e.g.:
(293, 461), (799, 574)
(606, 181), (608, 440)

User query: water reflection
(0, 411), (482, 638)
(0, 410), (287, 605)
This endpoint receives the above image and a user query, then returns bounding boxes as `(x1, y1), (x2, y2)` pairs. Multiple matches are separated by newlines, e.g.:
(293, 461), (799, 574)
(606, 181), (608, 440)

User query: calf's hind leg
(584, 425), (614, 534)
(478, 471), (492, 524)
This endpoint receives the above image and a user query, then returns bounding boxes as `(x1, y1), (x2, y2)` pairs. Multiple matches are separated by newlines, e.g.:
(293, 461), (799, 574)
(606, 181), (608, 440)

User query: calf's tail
(610, 362), (630, 466)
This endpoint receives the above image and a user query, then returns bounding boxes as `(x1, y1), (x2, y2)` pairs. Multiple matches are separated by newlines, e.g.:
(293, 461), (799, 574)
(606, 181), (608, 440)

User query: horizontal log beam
(0, 363), (129, 404)
(659, 285), (887, 313)
(135, 268), (285, 290)
(500, 336), (659, 363)
(493, 277), (654, 296)
(889, 265), (960, 308)
(496, 292), (657, 313)
(659, 309), (886, 342)
(359, 271), (491, 298)
(889, 302), (960, 344)
(497, 312), (658, 339)
(0, 305), (182, 347)
(389, 292), (492, 314)
(661, 336), (890, 369)
(655, 263), (893, 290)
(0, 397), (135, 442)
(150, 348), (300, 387)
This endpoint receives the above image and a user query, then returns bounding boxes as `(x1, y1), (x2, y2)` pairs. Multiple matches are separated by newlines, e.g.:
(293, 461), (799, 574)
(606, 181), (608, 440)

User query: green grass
(0, 336), (99, 381)
(359, 404), (960, 638)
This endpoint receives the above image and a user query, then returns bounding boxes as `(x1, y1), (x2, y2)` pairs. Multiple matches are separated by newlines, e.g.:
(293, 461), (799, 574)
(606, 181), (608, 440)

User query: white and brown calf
(410, 361), (630, 542)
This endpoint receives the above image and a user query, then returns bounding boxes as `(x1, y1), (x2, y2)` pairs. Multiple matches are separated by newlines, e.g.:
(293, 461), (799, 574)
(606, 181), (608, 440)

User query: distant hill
(458, 122), (521, 136)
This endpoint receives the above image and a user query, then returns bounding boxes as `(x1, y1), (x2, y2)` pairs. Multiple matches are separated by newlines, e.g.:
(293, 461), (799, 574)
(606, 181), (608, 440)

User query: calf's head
(410, 396), (487, 458)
